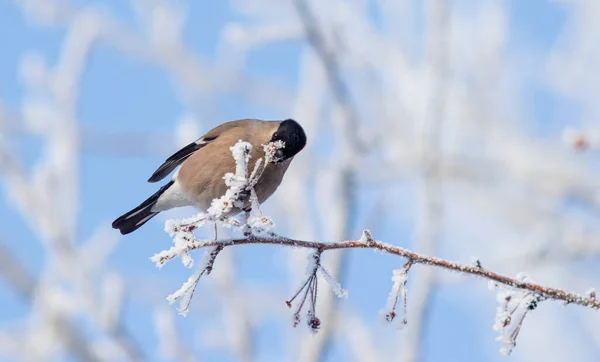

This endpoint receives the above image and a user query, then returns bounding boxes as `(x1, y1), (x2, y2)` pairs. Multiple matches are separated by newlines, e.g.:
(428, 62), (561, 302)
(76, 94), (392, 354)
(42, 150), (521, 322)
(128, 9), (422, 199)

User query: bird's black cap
(270, 119), (307, 160)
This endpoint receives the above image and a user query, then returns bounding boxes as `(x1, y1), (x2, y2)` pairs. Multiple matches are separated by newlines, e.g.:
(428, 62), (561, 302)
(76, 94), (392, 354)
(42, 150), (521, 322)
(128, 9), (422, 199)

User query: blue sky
(2, 1), (596, 362)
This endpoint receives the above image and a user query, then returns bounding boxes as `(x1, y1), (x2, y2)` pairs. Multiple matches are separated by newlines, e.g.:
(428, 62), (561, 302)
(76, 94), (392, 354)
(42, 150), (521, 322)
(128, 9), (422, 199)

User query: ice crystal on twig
(166, 245), (225, 316)
(318, 263), (348, 299)
(490, 273), (544, 356)
(206, 141), (252, 218)
(246, 188), (275, 235)
(380, 260), (413, 329)
(360, 229), (373, 243)
(286, 250), (321, 331)
(284, 248), (346, 333)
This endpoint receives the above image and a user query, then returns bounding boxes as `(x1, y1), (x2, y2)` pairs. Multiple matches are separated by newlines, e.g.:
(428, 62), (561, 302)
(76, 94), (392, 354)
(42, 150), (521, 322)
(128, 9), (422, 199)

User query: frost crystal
(379, 262), (412, 329)
(490, 274), (542, 356)
(246, 215), (275, 234)
(360, 229), (373, 243)
(166, 246), (223, 316)
(206, 141), (251, 219)
(263, 140), (285, 163)
(174, 234), (194, 268)
(166, 266), (203, 314)
(285, 250), (337, 333)
(318, 264), (348, 299)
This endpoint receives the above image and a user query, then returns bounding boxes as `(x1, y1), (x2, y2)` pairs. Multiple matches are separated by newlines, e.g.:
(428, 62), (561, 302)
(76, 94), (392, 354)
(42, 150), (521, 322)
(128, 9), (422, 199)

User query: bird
(112, 118), (306, 235)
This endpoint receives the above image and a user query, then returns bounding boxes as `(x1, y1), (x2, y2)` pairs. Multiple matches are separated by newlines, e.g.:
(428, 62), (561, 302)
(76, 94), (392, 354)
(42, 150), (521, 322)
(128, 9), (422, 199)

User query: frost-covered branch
(154, 231), (600, 310)
(162, 206), (599, 355)
(154, 227), (599, 354)
(490, 273), (543, 356)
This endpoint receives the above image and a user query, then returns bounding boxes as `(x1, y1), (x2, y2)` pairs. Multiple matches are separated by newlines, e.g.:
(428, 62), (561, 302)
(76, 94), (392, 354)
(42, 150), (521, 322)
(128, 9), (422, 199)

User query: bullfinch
(112, 118), (306, 235)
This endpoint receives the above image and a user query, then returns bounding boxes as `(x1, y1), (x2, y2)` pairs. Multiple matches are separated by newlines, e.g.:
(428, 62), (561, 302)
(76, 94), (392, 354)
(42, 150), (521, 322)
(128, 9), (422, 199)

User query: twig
(156, 232), (600, 310)
(166, 244), (226, 316)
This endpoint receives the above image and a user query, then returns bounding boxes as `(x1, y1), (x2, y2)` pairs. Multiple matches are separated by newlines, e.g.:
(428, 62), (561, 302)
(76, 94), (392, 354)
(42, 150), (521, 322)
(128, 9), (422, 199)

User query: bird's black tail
(112, 180), (174, 235)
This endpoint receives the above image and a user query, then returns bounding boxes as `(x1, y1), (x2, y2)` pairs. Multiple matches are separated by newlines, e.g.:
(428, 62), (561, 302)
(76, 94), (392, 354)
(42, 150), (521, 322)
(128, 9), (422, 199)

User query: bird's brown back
(177, 119), (290, 210)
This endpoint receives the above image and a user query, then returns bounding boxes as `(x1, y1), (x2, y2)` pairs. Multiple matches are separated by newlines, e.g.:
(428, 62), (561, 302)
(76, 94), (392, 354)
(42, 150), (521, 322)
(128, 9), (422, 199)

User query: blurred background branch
(401, 1), (449, 361)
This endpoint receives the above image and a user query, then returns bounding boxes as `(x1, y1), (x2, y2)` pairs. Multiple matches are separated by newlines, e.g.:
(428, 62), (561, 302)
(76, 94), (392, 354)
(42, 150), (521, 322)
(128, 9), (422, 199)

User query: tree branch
(153, 232), (600, 310)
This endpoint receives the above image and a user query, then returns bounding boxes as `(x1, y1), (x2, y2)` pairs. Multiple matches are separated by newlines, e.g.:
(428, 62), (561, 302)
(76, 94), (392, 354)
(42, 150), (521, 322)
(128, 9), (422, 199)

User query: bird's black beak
(273, 149), (285, 163)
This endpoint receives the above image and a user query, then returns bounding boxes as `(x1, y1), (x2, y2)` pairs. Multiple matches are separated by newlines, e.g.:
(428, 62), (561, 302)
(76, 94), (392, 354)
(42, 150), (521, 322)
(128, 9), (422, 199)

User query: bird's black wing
(148, 136), (217, 182)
